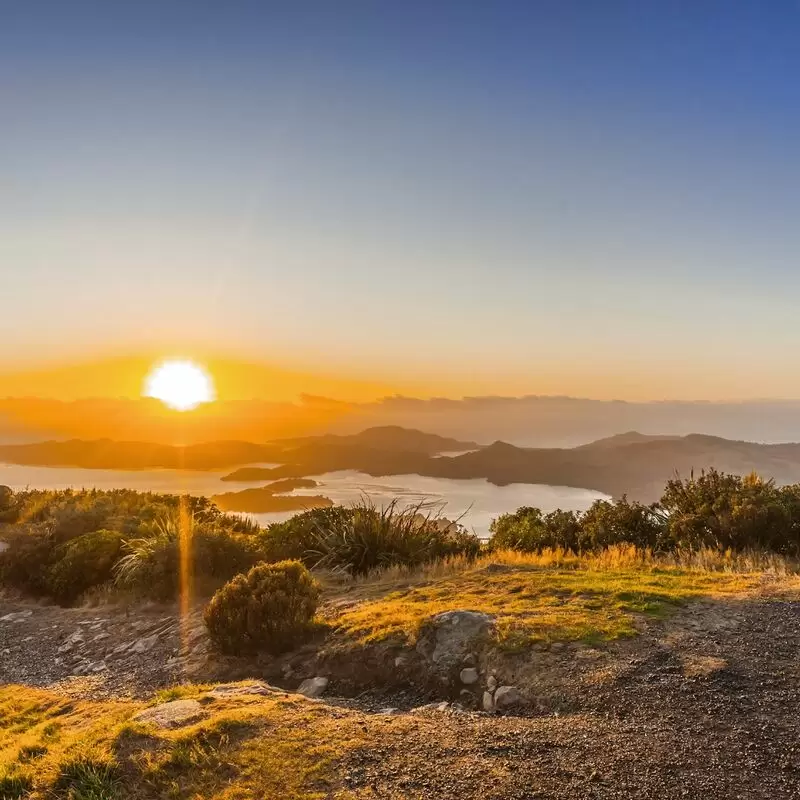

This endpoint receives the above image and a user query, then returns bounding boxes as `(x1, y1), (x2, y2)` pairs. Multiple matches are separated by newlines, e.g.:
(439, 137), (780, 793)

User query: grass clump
(204, 560), (321, 655)
(54, 754), (119, 800)
(307, 498), (480, 577)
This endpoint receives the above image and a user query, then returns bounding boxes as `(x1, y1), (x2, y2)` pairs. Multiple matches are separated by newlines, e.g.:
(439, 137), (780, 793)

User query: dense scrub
(260, 500), (481, 576)
(0, 488), (480, 604)
(490, 470), (800, 555)
(204, 560), (320, 654)
(0, 489), (262, 604)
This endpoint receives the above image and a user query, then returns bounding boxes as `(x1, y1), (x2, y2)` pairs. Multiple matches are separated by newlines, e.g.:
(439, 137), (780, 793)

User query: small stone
(207, 682), (277, 699)
(93, 632), (110, 642)
(0, 610), (33, 623)
(487, 675), (498, 692)
(460, 667), (479, 685)
(394, 653), (410, 668)
(482, 691), (495, 712)
(88, 660), (107, 673)
(378, 707), (400, 715)
(494, 685), (522, 710)
(297, 677), (329, 698)
(133, 699), (205, 729)
(462, 653), (476, 667)
(130, 634), (159, 654)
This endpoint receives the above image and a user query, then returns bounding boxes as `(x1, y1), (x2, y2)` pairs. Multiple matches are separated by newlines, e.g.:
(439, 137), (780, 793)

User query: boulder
(460, 667), (479, 685)
(297, 676), (329, 698)
(487, 675), (498, 692)
(482, 691), (495, 712)
(133, 699), (205, 729)
(494, 685), (522, 710)
(416, 611), (495, 669)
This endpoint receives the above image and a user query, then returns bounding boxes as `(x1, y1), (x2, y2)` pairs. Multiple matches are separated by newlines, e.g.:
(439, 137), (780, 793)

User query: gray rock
(460, 667), (479, 685)
(494, 685), (522, 710)
(378, 707), (400, 715)
(487, 675), (498, 692)
(207, 682), (278, 699)
(133, 699), (206, 729)
(130, 634), (159, 654)
(412, 701), (452, 714)
(482, 691), (495, 712)
(0, 610), (33, 623)
(416, 610), (495, 669)
(297, 676), (329, 698)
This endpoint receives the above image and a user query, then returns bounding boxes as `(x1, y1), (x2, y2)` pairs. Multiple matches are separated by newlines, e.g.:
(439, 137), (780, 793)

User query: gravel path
(1, 594), (799, 797)
(342, 597), (800, 799)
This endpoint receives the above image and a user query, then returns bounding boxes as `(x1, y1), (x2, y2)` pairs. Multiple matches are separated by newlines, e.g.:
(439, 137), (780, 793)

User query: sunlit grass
(0, 685), (366, 799)
(331, 546), (791, 650)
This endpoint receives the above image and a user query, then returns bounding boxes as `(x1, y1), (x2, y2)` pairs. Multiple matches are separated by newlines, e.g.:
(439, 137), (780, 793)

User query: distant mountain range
(4, 427), (800, 502)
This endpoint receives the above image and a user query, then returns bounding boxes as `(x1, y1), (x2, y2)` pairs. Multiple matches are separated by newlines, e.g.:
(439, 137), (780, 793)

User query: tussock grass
(0, 685), (365, 799)
(330, 546), (797, 650)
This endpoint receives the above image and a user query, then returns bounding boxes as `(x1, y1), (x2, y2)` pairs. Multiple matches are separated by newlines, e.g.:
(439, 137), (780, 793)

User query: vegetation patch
(0, 685), (365, 799)
(332, 548), (762, 650)
(205, 560), (321, 655)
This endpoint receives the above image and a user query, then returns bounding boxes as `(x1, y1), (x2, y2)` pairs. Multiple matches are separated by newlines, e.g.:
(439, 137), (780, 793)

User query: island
(210, 489), (333, 514)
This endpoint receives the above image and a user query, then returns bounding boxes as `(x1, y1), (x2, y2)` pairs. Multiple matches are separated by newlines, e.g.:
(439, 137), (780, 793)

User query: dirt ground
(2, 590), (800, 798)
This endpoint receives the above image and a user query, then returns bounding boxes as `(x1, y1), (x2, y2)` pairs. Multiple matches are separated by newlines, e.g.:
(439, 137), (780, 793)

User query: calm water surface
(0, 463), (607, 537)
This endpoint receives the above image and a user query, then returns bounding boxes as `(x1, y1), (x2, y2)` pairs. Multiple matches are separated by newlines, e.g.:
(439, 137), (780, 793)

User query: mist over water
(0, 463), (607, 537)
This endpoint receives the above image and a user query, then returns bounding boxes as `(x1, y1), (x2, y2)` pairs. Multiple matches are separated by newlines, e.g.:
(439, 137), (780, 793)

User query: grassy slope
(331, 548), (769, 650)
(0, 686), (365, 799)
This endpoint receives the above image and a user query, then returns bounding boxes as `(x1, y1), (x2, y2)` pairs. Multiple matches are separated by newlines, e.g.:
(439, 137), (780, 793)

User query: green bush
(580, 497), (667, 551)
(47, 529), (125, 605)
(258, 507), (354, 565)
(114, 515), (264, 600)
(0, 529), (58, 596)
(204, 560), (320, 655)
(489, 507), (583, 552)
(661, 469), (800, 554)
(308, 498), (481, 576)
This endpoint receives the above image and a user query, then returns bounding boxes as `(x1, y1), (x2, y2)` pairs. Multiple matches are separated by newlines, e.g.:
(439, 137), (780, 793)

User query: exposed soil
(2, 590), (800, 798)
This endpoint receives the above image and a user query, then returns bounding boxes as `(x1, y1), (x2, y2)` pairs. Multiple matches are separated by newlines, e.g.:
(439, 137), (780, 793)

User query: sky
(3, 1), (800, 402)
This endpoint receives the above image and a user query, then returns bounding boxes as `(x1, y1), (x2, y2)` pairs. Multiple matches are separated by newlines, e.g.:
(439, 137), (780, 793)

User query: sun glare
(143, 360), (216, 411)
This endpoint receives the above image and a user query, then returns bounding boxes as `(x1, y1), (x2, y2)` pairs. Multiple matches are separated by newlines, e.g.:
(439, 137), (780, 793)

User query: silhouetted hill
(0, 427), (475, 472)
(5, 430), (800, 502)
(273, 426), (477, 454)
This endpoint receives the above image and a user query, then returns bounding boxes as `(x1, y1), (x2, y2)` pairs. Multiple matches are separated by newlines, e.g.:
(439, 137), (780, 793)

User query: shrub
(114, 514), (264, 600)
(204, 560), (320, 655)
(308, 498), (481, 576)
(0, 528), (58, 596)
(489, 507), (583, 552)
(661, 469), (799, 554)
(258, 507), (354, 565)
(46, 529), (125, 605)
(580, 497), (667, 551)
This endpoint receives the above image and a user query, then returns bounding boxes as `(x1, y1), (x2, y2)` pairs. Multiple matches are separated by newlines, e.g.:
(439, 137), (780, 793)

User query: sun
(143, 359), (216, 411)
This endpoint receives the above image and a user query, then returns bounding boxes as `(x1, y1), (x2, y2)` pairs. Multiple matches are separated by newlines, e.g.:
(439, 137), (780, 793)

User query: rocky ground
(2, 592), (800, 798)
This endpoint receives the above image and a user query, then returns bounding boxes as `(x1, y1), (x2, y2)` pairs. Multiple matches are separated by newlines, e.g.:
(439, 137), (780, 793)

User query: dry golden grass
(329, 546), (797, 650)
(0, 684), (366, 799)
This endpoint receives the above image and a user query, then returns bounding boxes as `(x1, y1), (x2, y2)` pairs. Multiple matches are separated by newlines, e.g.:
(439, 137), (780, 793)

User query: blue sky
(3, 1), (800, 400)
